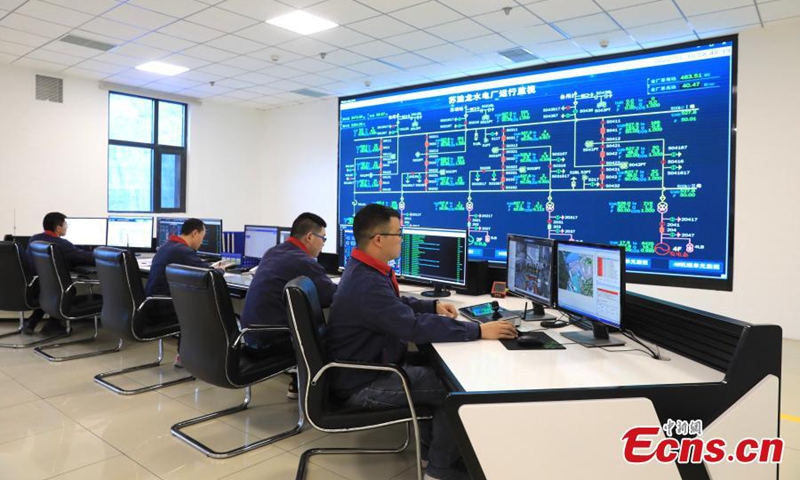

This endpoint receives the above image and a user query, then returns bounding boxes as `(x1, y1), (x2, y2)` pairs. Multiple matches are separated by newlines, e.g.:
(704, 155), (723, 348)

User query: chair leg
(171, 385), (304, 459)
(0, 312), (70, 348)
(33, 316), (123, 362)
(296, 421), (423, 480)
(94, 339), (195, 395)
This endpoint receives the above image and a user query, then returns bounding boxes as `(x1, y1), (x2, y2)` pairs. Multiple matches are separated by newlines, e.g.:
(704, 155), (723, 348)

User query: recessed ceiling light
(266, 11), (338, 35)
(135, 61), (189, 76)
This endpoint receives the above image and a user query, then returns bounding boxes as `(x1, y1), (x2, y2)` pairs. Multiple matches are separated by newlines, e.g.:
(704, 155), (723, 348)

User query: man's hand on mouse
(480, 321), (518, 339)
(436, 302), (459, 318)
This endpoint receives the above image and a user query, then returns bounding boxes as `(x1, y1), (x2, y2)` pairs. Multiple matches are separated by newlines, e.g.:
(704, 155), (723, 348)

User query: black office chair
(166, 264), (303, 459)
(92, 247), (194, 395)
(28, 241), (122, 362)
(0, 241), (67, 348)
(284, 276), (429, 480)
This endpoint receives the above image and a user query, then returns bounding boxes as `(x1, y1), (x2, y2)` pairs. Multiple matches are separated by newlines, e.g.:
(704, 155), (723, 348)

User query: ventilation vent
(497, 47), (538, 63)
(35, 75), (63, 103)
(59, 34), (117, 52)
(292, 88), (328, 98)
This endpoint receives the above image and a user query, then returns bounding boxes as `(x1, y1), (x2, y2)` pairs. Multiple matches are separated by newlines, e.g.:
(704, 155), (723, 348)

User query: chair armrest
(65, 279), (101, 294)
(137, 296), (172, 311)
(232, 325), (291, 348)
(312, 361), (420, 421)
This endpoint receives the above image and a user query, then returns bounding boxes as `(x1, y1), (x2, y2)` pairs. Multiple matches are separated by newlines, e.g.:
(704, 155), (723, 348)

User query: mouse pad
(500, 332), (566, 351)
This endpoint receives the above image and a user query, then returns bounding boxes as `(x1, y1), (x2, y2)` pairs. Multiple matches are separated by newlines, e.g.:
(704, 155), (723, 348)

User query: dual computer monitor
(338, 225), (468, 297)
(243, 225), (292, 259)
(63, 216), (153, 250)
(507, 234), (625, 345)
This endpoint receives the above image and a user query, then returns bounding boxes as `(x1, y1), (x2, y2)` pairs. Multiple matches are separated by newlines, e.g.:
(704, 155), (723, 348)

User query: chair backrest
(93, 247), (148, 340)
(0, 241), (38, 311)
(29, 241), (74, 320)
(166, 264), (239, 388)
(284, 276), (329, 421)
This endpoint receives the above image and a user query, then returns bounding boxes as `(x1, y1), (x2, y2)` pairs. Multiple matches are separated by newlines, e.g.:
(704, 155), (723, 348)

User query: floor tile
(127, 419), (285, 480)
(220, 451), (348, 480)
(0, 424), (120, 480)
(0, 399), (76, 444)
(0, 377), (39, 409)
(289, 424), (418, 480)
(48, 454), (160, 480)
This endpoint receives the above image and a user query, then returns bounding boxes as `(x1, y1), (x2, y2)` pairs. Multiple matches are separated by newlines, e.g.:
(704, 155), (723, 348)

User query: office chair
(0, 241), (67, 348)
(92, 247), (194, 395)
(284, 276), (430, 480)
(28, 241), (122, 362)
(165, 264), (303, 458)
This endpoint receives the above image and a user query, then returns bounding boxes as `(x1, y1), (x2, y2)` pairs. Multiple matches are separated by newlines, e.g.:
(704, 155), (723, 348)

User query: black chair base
(34, 316), (122, 362)
(0, 312), (69, 348)
(171, 384), (304, 459)
(94, 338), (195, 395)
(296, 423), (421, 480)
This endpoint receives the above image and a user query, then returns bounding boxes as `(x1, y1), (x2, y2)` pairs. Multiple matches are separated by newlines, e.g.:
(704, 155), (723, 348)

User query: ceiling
(0, 0), (797, 110)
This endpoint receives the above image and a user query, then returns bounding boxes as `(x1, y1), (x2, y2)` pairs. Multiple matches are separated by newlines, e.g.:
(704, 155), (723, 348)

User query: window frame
(107, 91), (188, 214)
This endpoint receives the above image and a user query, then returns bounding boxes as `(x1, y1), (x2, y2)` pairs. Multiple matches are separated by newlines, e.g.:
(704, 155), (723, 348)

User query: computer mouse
(516, 335), (544, 347)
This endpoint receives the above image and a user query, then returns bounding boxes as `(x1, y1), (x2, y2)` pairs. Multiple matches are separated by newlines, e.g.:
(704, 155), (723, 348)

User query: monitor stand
(421, 283), (451, 298)
(520, 302), (556, 322)
(561, 322), (625, 347)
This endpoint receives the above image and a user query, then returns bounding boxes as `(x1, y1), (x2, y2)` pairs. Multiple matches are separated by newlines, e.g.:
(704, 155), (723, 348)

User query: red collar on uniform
(287, 236), (311, 255)
(352, 249), (399, 296)
(44, 230), (59, 238)
(169, 234), (190, 247)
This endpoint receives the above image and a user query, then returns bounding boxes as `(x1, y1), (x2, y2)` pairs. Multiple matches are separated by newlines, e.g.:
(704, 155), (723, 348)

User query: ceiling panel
(384, 30), (446, 50)
(381, 51), (432, 69)
(81, 17), (148, 41)
(319, 66), (363, 80)
(309, 25), (373, 47)
(182, 44), (240, 62)
(525, 0), (601, 22)
(216, 0), (291, 20)
(320, 48), (368, 66)
(205, 34), (265, 53)
(45, 40), (103, 59)
(415, 43), (470, 63)
(220, 54), (273, 70)
(25, 48), (84, 65)
(185, 7), (258, 32)
(41, 0), (120, 16)
(554, 13), (620, 37)
(13, 56), (65, 71)
(456, 33), (516, 54)
(347, 15), (414, 38)
(674, 0), (754, 17)
(0, 38), (33, 55)
(129, 0), (208, 18)
(437, 0), (511, 17)
(473, 7), (543, 31)
(348, 39), (404, 57)
(235, 22), (300, 46)
(610, 0), (683, 29)
(111, 42), (171, 60)
(304, 0), (381, 25)
(689, 5), (760, 32)
(0, 13), (71, 37)
(759, 0), (800, 22)
(136, 32), (198, 51)
(501, 24), (566, 46)
(0, 25), (50, 46)
(15, 1), (93, 27)
(390, 1), (463, 29)
(278, 35), (337, 56)
(627, 19), (696, 43)
(427, 18), (491, 42)
(103, 4), (176, 30)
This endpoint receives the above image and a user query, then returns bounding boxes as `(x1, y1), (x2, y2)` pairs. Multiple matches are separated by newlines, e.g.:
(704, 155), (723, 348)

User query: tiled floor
(0, 319), (797, 480)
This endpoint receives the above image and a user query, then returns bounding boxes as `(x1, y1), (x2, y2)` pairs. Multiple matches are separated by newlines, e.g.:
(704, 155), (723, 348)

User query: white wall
(0, 63), (265, 235)
(259, 21), (800, 339)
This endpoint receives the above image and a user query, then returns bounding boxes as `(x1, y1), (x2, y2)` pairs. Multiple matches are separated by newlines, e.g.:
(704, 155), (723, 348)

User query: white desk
(404, 286), (726, 393)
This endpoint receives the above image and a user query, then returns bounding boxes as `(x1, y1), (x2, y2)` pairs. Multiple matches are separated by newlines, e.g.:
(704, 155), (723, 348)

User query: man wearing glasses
(240, 212), (336, 399)
(327, 203), (517, 480)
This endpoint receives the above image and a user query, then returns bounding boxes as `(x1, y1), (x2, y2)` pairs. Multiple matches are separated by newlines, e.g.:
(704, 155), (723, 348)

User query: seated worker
(145, 218), (228, 367)
(326, 204), (517, 480)
(23, 212), (96, 334)
(240, 212), (337, 399)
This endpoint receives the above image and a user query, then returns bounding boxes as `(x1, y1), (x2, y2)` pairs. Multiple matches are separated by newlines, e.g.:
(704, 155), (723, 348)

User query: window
(107, 92), (187, 213)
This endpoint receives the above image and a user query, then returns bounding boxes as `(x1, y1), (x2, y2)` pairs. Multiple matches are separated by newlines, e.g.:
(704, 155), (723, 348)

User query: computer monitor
(507, 234), (556, 321)
(62, 217), (107, 246)
(278, 227), (292, 244)
(399, 227), (467, 298)
(107, 216), (153, 250)
(338, 224), (356, 271)
(556, 241), (626, 347)
(198, 218), (222, 256)
(244, 225), (278, 259)
(156, 217), (187, 247)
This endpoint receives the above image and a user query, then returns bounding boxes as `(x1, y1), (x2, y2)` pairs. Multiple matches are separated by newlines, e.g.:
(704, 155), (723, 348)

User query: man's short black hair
(353, 204), (401, 249)
(43, 212), (66, 232)
(290, 212), (327, 238)
(180, 218), (205, 235)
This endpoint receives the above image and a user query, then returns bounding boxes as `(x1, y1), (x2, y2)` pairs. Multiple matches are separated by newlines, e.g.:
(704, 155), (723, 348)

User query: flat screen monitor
(337, 37), (737, 291)
(507, 234), (556, 321)
(62, 217), (107, 246)
(199, 218), (222, 255)
(278, 228), (292, 244)
(156, 217), (187, 247)
(244, 225), (278, 259)
(399, 227), (467, 297)
(556, 241), (625, 347)
(107, 216), (153, 250)
(338, 224), (356, 270)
